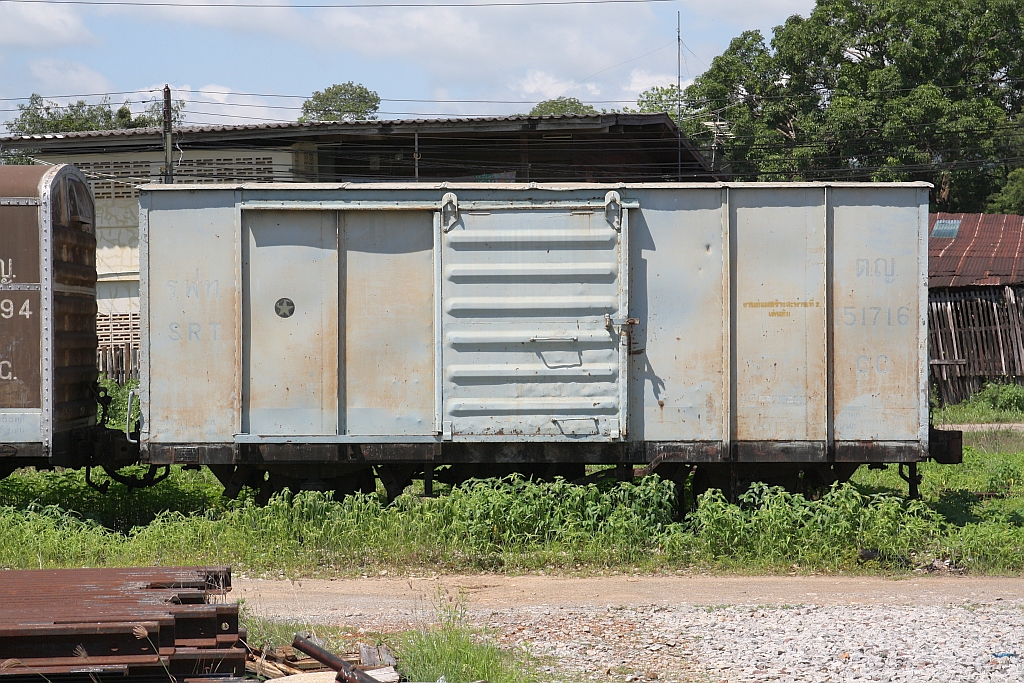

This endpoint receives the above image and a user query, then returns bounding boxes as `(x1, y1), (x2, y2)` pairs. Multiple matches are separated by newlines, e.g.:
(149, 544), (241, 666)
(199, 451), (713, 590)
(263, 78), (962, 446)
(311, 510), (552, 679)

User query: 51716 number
(842, 306), (910, 326)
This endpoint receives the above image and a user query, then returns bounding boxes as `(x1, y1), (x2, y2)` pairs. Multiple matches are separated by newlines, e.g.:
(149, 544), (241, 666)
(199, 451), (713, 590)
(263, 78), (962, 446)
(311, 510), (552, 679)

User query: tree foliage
(299, 82), (380, 122)
(6, 94), (185, 136)
(987, 167), (1024, 214)
(638, 0), (1024, 212)
(529, 97), (597, 116)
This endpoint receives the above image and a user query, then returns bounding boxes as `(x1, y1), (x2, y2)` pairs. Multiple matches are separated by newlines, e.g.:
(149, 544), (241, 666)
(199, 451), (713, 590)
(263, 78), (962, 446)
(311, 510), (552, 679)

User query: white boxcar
(138, 182), (951, 491)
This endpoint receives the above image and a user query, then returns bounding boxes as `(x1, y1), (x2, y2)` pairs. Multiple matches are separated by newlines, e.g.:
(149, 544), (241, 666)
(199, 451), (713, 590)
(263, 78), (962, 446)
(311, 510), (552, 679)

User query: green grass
(239, 593), (539, 683)
(394, 591), (540, 683)
(0, 436), (1022, 575)
(239, 602), (357, 653)
(934, 382), (1024, 424)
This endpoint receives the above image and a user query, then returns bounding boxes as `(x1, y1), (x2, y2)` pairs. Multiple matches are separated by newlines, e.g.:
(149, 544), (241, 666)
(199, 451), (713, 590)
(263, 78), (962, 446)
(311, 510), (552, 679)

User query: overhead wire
(0, 0), (677, 7)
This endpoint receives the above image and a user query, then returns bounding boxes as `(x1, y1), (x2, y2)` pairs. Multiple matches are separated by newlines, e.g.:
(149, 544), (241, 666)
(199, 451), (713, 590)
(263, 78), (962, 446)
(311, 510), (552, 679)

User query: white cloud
(174, 84), (296, 126)
(0, 5), (93, 48)
(110, 2), (665, 110)
(624, 69), (680, 96)
(515, 70), (575, 100)
(29, 59), (111, 96)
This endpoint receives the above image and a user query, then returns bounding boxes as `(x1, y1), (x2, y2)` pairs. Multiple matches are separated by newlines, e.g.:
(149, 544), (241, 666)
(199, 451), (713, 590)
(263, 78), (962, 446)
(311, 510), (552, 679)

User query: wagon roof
(0, 165), (51, 197)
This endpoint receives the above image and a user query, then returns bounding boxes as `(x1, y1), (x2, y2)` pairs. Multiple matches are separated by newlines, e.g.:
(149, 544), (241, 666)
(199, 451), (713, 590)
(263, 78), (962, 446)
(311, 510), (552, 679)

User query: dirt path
(236, 573), (1024, 624)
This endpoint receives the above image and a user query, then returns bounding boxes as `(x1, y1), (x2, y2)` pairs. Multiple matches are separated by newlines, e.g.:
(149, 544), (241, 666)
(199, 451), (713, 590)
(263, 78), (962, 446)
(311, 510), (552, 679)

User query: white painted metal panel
(442, 207), (626, 439)
(831, 187), (922, 440)
(243, 210), (339, 435)
(732, 188), (827, 441)
(145, 191), (239, 443)
(628, 189), (727, 441)
(342, 211), (434, 435)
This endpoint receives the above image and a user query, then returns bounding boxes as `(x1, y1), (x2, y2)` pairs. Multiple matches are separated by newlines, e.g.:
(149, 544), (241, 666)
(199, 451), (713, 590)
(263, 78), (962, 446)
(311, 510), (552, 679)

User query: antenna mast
(677, 11), (682, 181)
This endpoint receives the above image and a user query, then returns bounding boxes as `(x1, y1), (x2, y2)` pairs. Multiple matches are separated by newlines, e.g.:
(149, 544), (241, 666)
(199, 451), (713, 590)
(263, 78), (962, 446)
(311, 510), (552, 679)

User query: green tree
(6, 94), (184, 136)
(638, 0), (1024, 212)
(299, 82), (380, 122)
(529, 97), (597, 116)
(987, 167), (1024, 214)
(636, 85), (682, 122)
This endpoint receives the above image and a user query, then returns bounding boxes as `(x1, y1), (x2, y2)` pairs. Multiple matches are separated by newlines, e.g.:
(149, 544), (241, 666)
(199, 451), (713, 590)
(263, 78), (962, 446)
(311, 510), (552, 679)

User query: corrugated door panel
(732, 188), (827, 441)
(243, 210), (339, 436)
(832, 188), (920, 440)
(442, 209), (624, 439)
(342, 211), (434, 435)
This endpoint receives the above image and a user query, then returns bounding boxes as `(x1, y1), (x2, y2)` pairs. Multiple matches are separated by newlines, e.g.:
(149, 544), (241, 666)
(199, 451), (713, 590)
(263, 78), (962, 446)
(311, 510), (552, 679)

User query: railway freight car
(0, 164), (99, 476)
(0, 165), (138, 483)
(131, 181), (960, 501)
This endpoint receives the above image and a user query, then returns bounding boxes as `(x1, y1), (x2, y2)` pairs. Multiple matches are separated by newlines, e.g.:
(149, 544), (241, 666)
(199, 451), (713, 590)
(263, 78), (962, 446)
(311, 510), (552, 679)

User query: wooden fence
(96, 312), (139, 384)
(929, 286), (1024, 405)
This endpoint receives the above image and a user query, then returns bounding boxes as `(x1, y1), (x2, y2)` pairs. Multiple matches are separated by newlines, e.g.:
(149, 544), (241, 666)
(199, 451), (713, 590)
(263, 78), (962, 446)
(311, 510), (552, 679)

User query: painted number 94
(0, 299), (31, 319)
(843, 306), (909, 326)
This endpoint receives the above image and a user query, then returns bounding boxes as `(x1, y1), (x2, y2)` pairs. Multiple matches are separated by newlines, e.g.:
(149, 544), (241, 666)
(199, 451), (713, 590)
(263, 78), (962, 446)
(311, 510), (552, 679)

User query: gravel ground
(486, 602), (1024, 682)
(237, 576), (1024, 682)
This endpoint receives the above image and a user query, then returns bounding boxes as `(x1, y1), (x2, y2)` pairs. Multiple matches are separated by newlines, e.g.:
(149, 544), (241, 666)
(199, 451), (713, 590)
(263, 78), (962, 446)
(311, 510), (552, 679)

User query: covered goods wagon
(137, 181), (959, 498)
(0, 164), (99, 475)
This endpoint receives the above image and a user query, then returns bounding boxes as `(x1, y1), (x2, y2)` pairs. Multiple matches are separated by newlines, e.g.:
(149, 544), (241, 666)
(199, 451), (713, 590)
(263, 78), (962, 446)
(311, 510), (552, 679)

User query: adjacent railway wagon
(134, 181), (959, 499)
(0, 165), (101, 476)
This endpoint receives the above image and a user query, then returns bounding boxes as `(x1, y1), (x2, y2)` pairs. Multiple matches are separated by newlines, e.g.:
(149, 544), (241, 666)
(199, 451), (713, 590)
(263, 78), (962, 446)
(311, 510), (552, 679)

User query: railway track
(0, 567), (246, 683)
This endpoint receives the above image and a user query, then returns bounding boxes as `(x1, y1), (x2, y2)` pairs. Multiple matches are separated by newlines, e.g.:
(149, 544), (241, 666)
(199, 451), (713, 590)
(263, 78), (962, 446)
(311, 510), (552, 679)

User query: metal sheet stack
(0, 566), (246, 683)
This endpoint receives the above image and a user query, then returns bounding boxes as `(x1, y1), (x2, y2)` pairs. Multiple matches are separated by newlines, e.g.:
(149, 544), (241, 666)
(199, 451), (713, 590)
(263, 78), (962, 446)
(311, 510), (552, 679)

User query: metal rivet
(275, 298), (295, 318)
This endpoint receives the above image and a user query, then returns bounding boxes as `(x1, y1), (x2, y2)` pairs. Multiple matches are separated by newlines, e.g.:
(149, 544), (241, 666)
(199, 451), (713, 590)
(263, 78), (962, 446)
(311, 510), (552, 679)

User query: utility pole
(677, 11), (682, 181)
(163, 85), (173, 184)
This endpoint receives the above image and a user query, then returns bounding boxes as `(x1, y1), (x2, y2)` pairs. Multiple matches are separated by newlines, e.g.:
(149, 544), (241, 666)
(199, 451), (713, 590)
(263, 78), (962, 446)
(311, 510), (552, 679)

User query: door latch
(604, 190), (623, 231)
(605, 314), (639, 346)
(441, 192), (459, 232)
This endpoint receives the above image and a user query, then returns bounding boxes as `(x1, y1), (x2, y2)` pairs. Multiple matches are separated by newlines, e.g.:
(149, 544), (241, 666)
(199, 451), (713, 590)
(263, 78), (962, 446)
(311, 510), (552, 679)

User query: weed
(934, 382), (1024, 424)
(395, 590), (539, 683)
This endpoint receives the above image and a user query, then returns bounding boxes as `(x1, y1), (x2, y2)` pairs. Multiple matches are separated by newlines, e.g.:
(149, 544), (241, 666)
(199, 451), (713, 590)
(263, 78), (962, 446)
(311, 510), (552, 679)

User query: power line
(0, 0), (676, 8)
(5, 75), (1024, 108)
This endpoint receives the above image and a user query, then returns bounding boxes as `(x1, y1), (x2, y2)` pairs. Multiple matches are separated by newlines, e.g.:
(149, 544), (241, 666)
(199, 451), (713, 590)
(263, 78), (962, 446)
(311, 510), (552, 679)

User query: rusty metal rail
(291, 633), (379, 683)
(0, 567), (246, 683)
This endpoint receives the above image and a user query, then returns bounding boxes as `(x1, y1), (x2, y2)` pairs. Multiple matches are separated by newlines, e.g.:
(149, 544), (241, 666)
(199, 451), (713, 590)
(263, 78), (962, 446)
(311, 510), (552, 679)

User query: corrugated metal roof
(0, 112), (659, 143)
(929, 212), (1024, 287)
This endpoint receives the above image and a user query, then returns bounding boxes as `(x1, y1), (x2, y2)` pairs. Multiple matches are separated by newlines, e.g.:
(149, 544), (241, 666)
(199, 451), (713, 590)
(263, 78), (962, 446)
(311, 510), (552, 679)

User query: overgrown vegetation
(239, 602), (356, 654)
(933, 382), (1024, 424)
(395, 592), (539, 683)
(0, 436), (1022, 574)
(98, 377), (142, 430)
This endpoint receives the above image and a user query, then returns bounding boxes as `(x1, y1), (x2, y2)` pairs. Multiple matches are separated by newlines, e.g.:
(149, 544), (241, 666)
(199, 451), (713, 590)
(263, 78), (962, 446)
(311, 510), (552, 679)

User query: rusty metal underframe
(144, 440), (931, 466)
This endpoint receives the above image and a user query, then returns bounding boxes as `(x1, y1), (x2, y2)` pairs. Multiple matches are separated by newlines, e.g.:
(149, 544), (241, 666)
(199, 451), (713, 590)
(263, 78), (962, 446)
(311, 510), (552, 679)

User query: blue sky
(0, 0), (814, 127)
